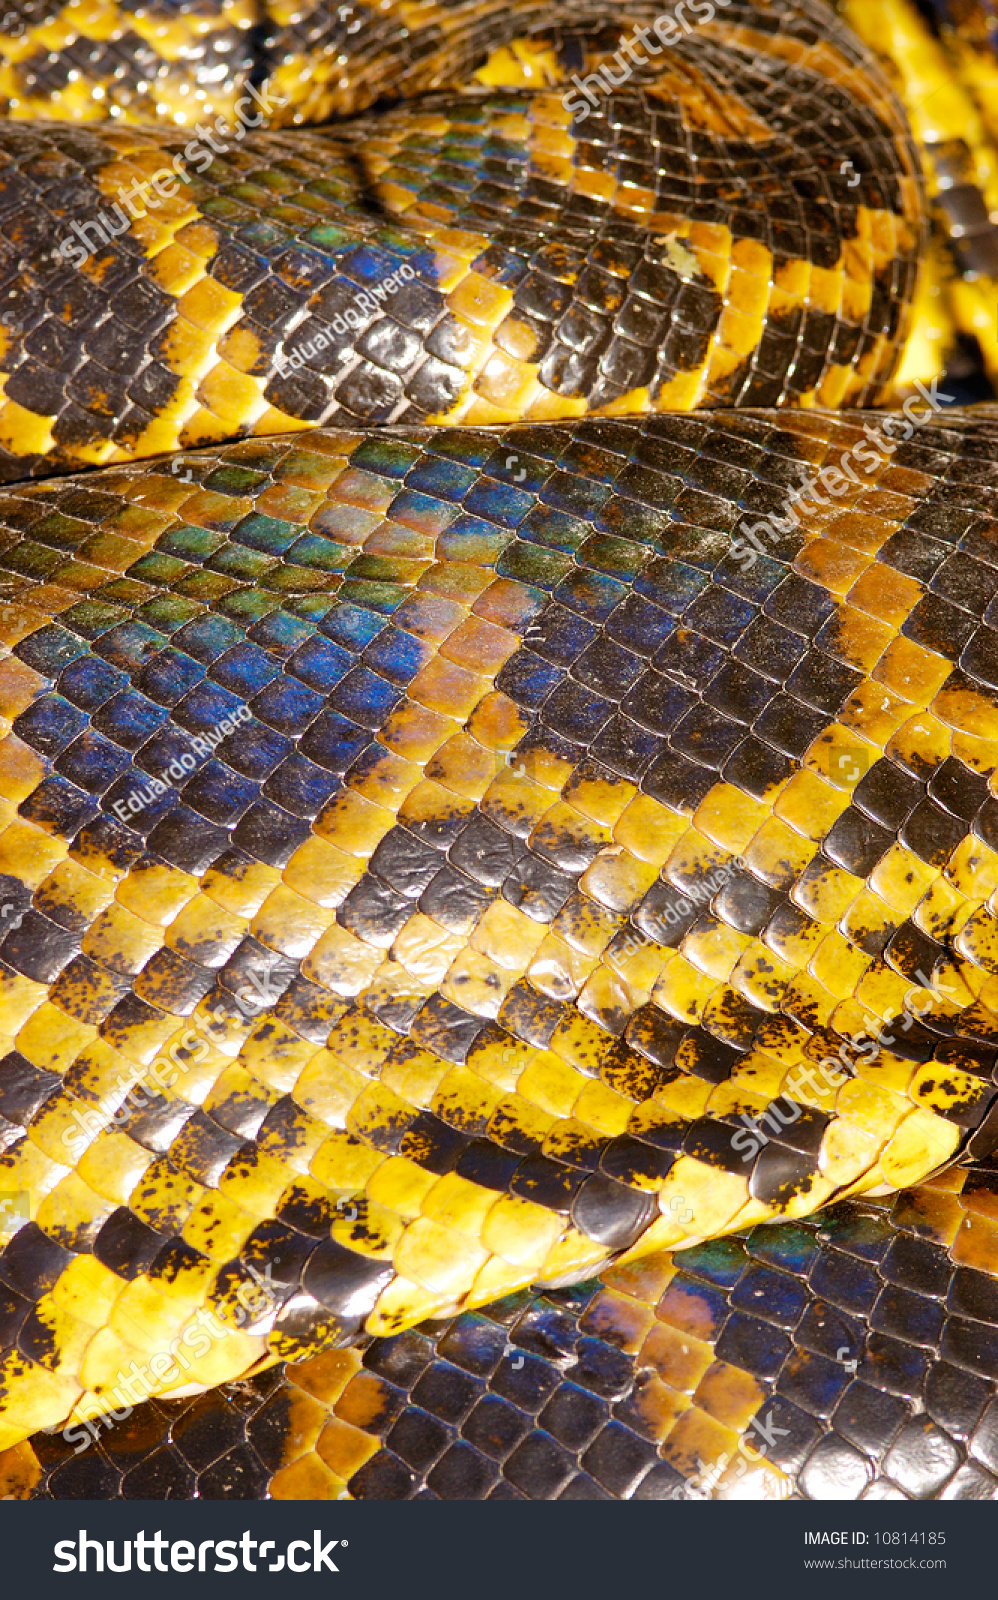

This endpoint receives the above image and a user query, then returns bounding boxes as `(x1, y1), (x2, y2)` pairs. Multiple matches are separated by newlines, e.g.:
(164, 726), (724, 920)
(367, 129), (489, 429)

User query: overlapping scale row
(0, 0), (920, 131)
(0, 408), (996, 1451)
(0, 0), (922, 478)
(0, 0), (256, 127)
(9, 1167), (998, 1499)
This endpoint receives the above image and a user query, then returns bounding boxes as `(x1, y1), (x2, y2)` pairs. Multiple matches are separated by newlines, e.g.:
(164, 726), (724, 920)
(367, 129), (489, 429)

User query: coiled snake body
(0, 0), (997, 1502)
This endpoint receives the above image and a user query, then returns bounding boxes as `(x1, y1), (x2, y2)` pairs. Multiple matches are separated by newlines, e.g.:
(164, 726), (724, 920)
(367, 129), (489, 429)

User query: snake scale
(0, 0), (996, 1502)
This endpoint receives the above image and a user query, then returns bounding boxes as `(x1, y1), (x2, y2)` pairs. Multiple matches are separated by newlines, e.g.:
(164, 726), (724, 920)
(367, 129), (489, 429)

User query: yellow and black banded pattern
(0, 0), (924, 479)
(0, 409), (997, 1483)
(0, 0), (255, 127)
(0, 0), (998, 1508)
(11, 1166), (998, 1501)
(838, 0), (998, 394)
(0, 0), (942, 135)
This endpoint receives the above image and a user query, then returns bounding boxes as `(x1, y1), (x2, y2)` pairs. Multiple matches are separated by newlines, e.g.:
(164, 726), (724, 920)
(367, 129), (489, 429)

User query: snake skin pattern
(0, 0), (924, 479)
(0, 0), (997, 1502)
(15, 1168), (998, 1501)
(1, 404), (998, 1502)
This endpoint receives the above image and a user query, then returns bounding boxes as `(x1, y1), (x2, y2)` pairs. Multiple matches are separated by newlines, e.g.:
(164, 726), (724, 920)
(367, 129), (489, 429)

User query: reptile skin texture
(0, 0), (924, 478)
(1, 404), (998, 1502)
(17, 1170), (998, 1502)
(0, 0), (997, 1502)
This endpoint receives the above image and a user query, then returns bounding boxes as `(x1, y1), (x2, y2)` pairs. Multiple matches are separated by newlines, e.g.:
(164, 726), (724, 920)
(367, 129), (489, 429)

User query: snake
(0, 0), (997, 1504)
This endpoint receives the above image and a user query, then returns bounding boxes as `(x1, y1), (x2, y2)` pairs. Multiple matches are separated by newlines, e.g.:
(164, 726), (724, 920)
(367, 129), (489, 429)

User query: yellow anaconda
(0, 0), (997, 1502)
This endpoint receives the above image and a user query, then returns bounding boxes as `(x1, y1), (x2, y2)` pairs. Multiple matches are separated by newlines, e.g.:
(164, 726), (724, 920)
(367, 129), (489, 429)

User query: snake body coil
(0, 0), (997, 1503)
